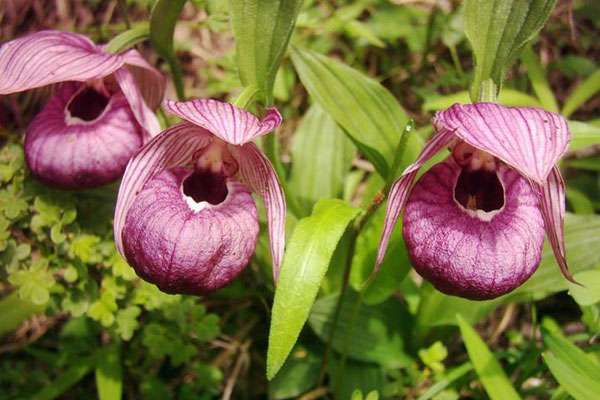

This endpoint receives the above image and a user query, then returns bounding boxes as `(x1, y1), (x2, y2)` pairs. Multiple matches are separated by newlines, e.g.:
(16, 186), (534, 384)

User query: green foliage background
(1, 0), (600, 399)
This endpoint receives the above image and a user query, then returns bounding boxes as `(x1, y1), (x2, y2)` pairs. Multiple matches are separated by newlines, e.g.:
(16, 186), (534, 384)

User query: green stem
(388, 119), (415, 184)
(233, 85), (260, 110)
(318, 229), (357, 384)
(449, 45), (464, 76)
(167, 54), (185, 101)
(478, 79), (498, 103)
(105, 24), (150, 54)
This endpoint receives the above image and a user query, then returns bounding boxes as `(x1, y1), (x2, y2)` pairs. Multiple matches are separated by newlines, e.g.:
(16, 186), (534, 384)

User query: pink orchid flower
(114, 98), (285, 295)
(0, 30), (165, 188)
(377, 103), (571, 300)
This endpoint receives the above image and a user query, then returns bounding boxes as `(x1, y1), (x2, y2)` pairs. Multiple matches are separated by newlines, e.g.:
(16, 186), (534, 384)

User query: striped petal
(122, 49), (165, 110)
(113, 122), (212, 256)
(164, 98), (282, 145)
(114, 68), (161, 138)
(435, 103), (570, 184)
(231, 143), (286, 280)
(376, 128), (455, 270)
(0, 30), (124, 94)
(536, 166), (574, 283)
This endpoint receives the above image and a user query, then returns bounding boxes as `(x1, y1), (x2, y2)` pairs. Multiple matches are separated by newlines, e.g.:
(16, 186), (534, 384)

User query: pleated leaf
(229, 0), (303, 103)
(291, 46), (419, 179)
(289, 104), (355, 216)
(465, 0), (557, 101)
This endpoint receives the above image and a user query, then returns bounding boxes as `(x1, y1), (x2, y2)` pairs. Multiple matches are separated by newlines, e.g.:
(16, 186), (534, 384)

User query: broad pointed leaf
(267, 199), (360, 379)
(457, 315), (522, 400)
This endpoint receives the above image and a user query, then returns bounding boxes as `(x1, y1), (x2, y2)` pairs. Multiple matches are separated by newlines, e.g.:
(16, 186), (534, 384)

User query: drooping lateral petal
(231, 143), (286, 280)
(122, 49), (166, 109)
(114, 68), (162, 138)
(435, 103), (570, 184)
(113, 122), (212, 255)
(375, 128), (455, 269)
(536, 166), (575, 283)
(0, 30), (124, 94)
(164, 98), (282, 145)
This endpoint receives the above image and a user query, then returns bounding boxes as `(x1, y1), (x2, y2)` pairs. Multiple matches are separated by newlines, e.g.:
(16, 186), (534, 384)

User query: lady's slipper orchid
(114, 99), (285, 295)
(377, 103), (571, 300)
(0, 30), (164, 188)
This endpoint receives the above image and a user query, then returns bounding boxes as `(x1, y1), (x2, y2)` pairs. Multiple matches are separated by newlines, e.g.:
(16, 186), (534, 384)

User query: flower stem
(233, 85), (260, 110)
(168, 54), (186, 101)
(478, 79), (498, 103)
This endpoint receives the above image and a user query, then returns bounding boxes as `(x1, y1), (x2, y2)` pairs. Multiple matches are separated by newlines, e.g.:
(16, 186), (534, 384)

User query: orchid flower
(113, 98), (285, 295)
(0, 30), (165, 189)
(377, 103), (571, 300)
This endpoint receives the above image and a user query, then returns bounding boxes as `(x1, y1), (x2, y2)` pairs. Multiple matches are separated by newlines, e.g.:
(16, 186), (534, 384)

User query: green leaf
(566, 187), (595, 214)
(229, 0), (303, 104)
(418, 341), (449, 374)
(562, 69), (600, 118)
(269, 346), (320, 399)
(564, 157), (600, 172)
(33, 355), (96, 400)
(422, 89), (542, 111)
(568, 270), (600, 306)
(96, 343), (123, 400)
(457, 315), (522, 400)
(417, 362), (473, 400)
(0, 292), (44, 337)
(105, 24), (150, 54)
(329, 356), (384, 400)
(350, 207), (411, 305)
(291, 46), (421, 178)
(115, 306), (141, 341)
(416, 284), (502, 331)
(521, 46), (559, 112)
(289, 104), (355, 216)
(464, 0), (556, 101)
(308, 291), (412, 368)
(150, 0), (186, 99)
(542, 325), (600, 400)
(8, 259), (55, 305)
(267, 199), (360, 379)
(513, 213), (600, 298)
(569, 120), (600, 151)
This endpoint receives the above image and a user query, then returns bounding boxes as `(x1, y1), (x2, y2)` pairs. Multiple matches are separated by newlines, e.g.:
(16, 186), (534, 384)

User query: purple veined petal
(24, 82), (143, 189)
(114, 122), (213, 255)
(114, 67), (161, 139)
(122, 49), (166, 110)
(164, 98), (282, 145)
(0, 30), (124, 94)
(435, 103), (570, 184)
(375, 128), (456, 270)
(230, 143), (286, 280)
(536, 166), (575, 283)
